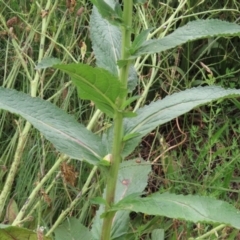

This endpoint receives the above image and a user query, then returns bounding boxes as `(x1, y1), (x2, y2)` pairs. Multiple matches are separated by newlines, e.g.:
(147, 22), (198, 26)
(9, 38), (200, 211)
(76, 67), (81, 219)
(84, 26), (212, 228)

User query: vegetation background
(0, 0), (240, 239)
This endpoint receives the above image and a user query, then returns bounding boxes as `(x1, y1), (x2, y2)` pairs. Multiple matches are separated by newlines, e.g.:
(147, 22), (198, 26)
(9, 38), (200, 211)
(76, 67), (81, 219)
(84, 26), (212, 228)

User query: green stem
(193, 224), (225, 240)
(100, 112), (124, 239)
(100, 1), (133, 239)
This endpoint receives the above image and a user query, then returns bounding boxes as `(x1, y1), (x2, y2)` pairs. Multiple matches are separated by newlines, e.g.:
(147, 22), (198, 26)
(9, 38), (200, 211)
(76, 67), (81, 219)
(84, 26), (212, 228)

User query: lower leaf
(111, 192), (240, 229)
(0, 224), (51, 240)
(54, 218), (92, 240)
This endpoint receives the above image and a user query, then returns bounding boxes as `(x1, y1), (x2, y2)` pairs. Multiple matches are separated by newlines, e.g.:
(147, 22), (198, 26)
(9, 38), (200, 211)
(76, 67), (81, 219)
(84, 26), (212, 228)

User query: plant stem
(100, 1), (133, 239)
(119, 0), (133, 89)
(194, 224), (225, 239)
(100, 112), (124, 239)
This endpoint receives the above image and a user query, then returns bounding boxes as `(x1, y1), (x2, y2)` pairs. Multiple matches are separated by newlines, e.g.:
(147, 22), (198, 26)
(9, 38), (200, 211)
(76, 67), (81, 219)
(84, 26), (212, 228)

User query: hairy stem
(100, 1), (133, 239)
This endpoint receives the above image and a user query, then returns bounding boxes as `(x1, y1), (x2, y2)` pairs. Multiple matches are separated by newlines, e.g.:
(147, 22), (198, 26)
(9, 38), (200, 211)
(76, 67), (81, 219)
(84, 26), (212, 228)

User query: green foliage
(90, 1), (138, 91)
(111, 192), (240, 229)
(152, 229), (164, 240)
(0, 88), (105, 165)
(125, 86), (240, 138)
(0, 224), (51, 240)
(35, 57), (61, 70)
(1, 0), (240, 239)
(91, 159), (151, 239)
(130, 28), (153, 54)
(132, 19), (240, 57)
(54, 63), (127, 117)
(54, 218), (92, 240)
(89, 0), (122, 26)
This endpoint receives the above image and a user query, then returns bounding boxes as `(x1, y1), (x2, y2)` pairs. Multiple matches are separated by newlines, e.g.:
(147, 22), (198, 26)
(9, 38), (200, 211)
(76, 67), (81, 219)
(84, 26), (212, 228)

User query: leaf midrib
(68, 71), (118, 110)
(0, 102), (102, 159)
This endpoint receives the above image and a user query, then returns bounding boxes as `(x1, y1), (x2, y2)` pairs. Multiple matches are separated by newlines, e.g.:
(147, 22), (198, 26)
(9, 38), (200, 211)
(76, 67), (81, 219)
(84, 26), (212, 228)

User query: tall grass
(0, 0), (240, 238)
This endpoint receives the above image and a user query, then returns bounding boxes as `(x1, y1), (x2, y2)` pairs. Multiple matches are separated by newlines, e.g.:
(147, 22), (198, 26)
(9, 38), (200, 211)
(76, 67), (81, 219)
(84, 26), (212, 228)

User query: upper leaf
(110, 192), (240, 229)
(124, 86), (240, 139)
(0, 88), (106, 165)
(90, 1), (138, 92)
(54, 63), (127, 117)
(89, 0), (122, 26)
(133, 19), (240, 56)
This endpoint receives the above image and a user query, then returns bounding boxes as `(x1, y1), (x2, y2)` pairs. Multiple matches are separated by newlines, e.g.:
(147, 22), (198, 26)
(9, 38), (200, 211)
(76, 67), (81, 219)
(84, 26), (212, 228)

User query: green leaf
(152, 229), (164, 240)
(114, 3), (123, 20)
(122, 111), (137, 118)
(89, 0), (122, 26)
(0, 88), (106, 165)
(90, 197), (109, 207)
(90, 2), (138, 92)
(54, 218), (92, 240)
(54, 63), (127, 117)
(122, 132), (140, 142)
(130, 28), (153, 54)
(35, 57), (61, 70)
(121, 95), (140, 108)
(124, 86), (240, 139)
(134, 19), (240, 56)
(5, 198), (19, 224)
(114, 160), (151, 201)
(117, 59), (129, 68)
(91, 159), (151, 239)
(0, 224), (51, 240)
(110, 192), (240, 229)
